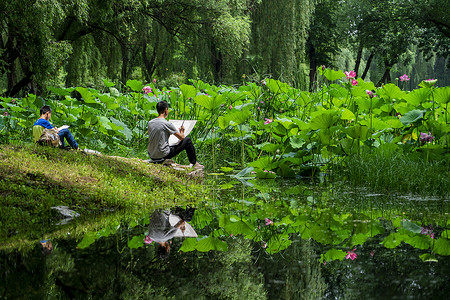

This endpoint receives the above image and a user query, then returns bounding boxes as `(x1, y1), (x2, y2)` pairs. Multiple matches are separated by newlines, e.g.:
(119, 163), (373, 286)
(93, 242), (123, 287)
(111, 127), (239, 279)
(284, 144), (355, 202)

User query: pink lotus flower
(351, 79), (358, 86)
(11, 99), (16, 104)
(261, 80), (266, 86)
(345, 70), (356, 79)
(229, 105), (232, 110)
(264, 118), (272, 125)
(143, 86), (152, 94)
(346, 249), (357, 260)
(420, 225), (435, 238)
(365, 90), (375, 98)
(370, 251), (374, 257)
(153, 78), (156, 83)
(265, 218), (273, 225)
(262, 242), (267, 248)
(399, 74), (410, 82)
(322, 65), (326, 71)
(3, 112), (8, 116)
(420, 132), (434, 143)
(144, 235), (153, 244)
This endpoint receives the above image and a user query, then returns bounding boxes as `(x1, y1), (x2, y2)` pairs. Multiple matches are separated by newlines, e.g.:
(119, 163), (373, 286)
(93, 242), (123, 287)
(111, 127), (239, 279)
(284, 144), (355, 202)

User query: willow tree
(249, 0), (316, 88)
(1, 0), (259, 96)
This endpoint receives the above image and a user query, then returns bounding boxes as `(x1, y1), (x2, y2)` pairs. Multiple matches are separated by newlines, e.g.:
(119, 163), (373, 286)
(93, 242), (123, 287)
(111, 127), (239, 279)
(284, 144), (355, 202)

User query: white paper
(168, 120), (197, 146)
(169, 214), (198, 238)
(58, 125), (70, 130)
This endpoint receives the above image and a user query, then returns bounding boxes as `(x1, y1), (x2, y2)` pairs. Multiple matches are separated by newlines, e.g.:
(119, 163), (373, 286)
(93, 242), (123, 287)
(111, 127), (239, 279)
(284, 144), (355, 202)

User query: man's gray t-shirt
(147, 118), (177, 159)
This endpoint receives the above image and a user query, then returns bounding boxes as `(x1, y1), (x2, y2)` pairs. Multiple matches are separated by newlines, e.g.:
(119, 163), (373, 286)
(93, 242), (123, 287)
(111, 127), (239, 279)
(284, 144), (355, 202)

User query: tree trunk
(354, 44), (363, 78)
(361, 52), (374, 80)
(211, 42), (222, 83)
(308, 41), (317, 92)
(121, 44), (129, 84)
(377, 61), (394, 86)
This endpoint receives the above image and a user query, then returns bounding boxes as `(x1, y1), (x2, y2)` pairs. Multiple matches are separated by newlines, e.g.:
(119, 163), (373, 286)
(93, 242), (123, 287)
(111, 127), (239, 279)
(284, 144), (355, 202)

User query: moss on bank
(0, 144), (207, 249)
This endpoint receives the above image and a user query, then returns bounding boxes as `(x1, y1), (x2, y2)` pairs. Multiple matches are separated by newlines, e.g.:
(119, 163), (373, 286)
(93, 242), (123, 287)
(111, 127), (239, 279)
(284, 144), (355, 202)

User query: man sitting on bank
(33, 105), (79, 150)
(147, 101), (203, 169)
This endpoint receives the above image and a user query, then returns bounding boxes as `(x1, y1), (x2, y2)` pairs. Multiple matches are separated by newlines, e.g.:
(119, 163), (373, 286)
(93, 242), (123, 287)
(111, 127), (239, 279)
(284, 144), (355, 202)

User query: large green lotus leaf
(266, 233), (292, 254)
(179, 238), (198, 252)
(402, 220), (422, 233)
(328, 83), (348, 98)
(179, 84), (196, 99)
(291, 118), (310, 131)
(434, 86), (450, 104)
(277, 117), (295, 129)
(194, 94), (224, 111)
(126, 79), (143, 92)
(393, 102), (411, 115)
(196, 236), (228, 252)
(290, 136), (305, 149)
(296, 93), (311, 106)
(310, 110), (340, 130)
(339, 108), (355, 120)
(103, 78), (115, 87)
(48, 86), (74, 96)
(355, 97), (371, 111)
(77, 232), (98, 249)
(433, 238), (450, 255)
(224, 220), (253, 236)
(360, 118), (388, 130)
(419, 253), (438, 262)
(343, 125), (369, 140)
(128, 235), (145, 249)
(381, 232), (407, 248)
(99, 116), (112, 130)
(261, 143), (280, 153)
(266, 79), (290, 94)
(351, 233), (370, 245)
(323, 69), (345, 82)
(381, 83), (405, 100)
(320, 248), (347, 263)
(351, 85), (372, 98)
(226, 109), (252, 125)
(404, 235), (430, 250)
(400, 109), (424, 126)
(403, 88), (431, 105)
(76, 87), (96, 103)
(110, 117), (133, 140)
(383, 117), (404, 129)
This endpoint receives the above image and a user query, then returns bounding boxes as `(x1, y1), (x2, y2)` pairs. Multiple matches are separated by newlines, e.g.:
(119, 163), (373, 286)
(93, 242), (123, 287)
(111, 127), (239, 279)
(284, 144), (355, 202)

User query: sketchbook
(169, 214), (198, 238)
(58, 125), (70, 130)
(168, 120), (197, 146)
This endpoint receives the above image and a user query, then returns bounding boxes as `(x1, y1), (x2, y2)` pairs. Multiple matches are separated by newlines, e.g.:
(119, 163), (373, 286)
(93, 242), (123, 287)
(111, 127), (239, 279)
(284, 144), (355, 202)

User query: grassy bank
(0, 144), (207, 248)
(334, 148), (450, 197)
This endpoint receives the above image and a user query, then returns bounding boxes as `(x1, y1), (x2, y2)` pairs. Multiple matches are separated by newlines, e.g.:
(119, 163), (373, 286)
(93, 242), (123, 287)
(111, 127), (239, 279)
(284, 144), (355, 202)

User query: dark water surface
(1, 177), (449, 299)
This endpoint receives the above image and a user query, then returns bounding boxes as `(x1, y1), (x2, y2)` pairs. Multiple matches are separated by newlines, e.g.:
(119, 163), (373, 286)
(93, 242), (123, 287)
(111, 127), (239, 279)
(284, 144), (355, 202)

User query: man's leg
(58, 128), (79, 149)
(164, 137), (197, 164)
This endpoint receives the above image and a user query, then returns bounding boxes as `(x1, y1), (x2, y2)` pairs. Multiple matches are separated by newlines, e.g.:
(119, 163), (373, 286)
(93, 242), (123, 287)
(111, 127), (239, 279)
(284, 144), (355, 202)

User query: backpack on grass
(38, 128), (61, 147)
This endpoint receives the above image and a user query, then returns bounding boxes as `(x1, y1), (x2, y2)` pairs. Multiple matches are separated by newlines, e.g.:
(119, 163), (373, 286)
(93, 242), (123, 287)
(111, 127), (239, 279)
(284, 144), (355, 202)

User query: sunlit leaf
(179, 238), (198, 252)
(381, 232), (406, 248)
(433, 238), (450, 255)
(404, 235), (430, 250)
(321, 248), (347, 263)
(381, 83), (405, 100)
(126, 80), (144, 92)
(76, 87), (96, 103)
(196, 236), (228, 252)
(434, 86), (450, 104)
(128, 235), (145, 249)
(403, 88), (430, 105)
(419, 253), (438, 262)
(323, 69), (345, 82)
(180, 84), (196, 99)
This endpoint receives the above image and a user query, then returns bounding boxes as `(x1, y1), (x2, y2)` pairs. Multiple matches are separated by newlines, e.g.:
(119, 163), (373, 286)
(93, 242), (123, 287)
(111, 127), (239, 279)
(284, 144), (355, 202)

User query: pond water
(1, 176), (449, 299)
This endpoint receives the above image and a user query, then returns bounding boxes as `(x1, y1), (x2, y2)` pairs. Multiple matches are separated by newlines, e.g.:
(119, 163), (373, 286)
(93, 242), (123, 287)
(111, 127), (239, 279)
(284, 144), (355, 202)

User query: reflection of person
(148, 209), (186, 259)
(147, 101), (203, 168)
(33, 105), (79, 149)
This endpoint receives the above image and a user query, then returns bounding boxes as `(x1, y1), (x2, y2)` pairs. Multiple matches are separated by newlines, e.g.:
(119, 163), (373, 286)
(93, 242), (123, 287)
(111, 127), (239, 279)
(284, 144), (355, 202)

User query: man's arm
(173, 125), (185, 141)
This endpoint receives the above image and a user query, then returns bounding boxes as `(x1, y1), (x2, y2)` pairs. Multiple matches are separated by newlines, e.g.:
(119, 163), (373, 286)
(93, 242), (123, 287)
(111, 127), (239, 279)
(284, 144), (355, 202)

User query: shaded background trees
(0, 0), (448, 97)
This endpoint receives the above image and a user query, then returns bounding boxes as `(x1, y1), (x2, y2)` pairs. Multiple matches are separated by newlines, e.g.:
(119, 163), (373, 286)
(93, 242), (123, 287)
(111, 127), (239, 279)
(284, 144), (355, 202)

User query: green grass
(0, 144), (208, 249)
(334, 147), (450, 197)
